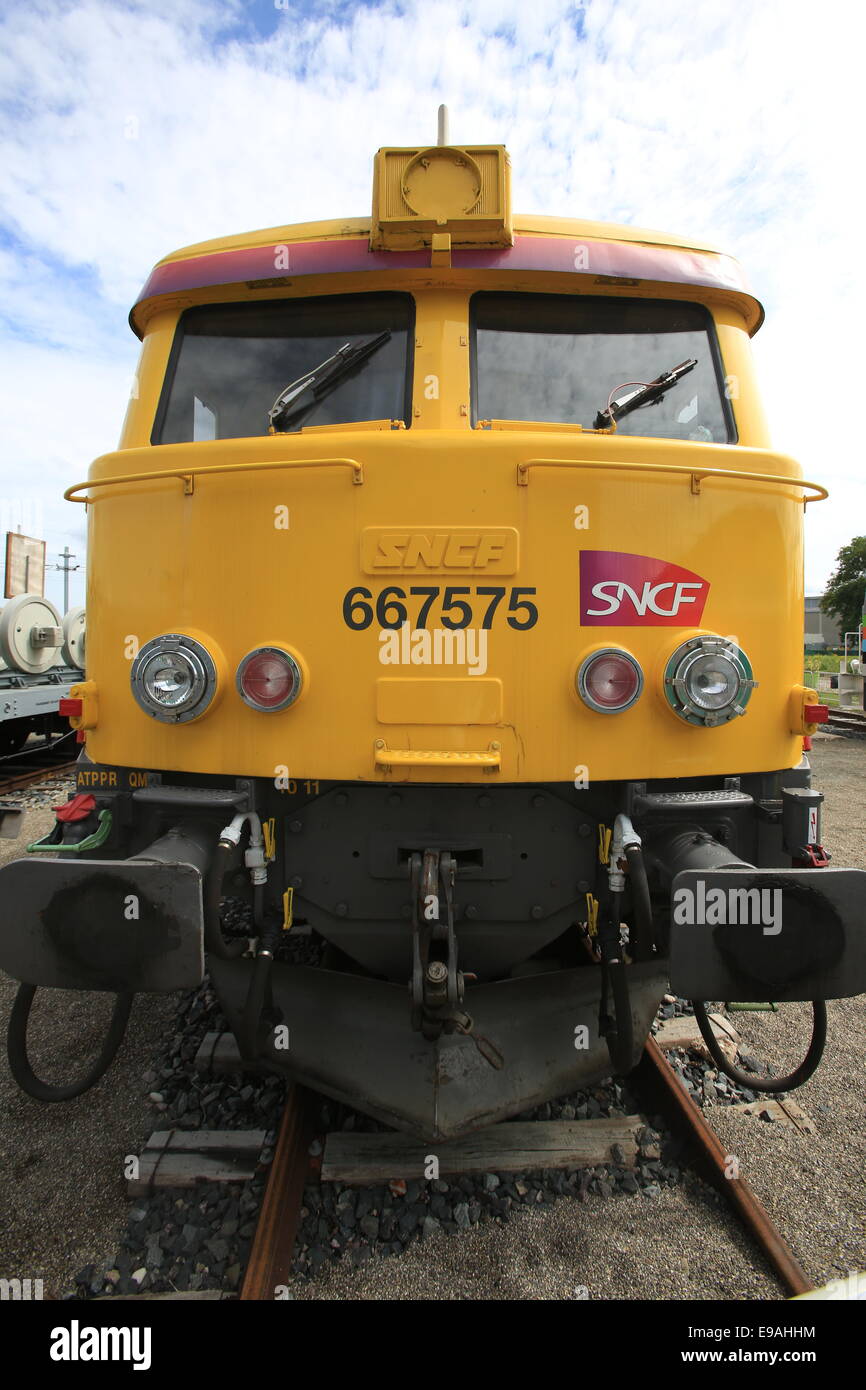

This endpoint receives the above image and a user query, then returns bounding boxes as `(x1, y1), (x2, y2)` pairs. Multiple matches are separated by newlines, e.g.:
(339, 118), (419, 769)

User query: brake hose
(7, 984), (133, 1102)
(204, 839), (247, 959)
(693, 998), (827, 1092)
(625, 841), (654, 960)
(599, 889), (635, 1074)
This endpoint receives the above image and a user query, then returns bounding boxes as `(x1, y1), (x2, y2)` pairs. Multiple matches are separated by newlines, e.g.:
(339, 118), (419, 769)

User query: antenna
(437, 104), (449, 146)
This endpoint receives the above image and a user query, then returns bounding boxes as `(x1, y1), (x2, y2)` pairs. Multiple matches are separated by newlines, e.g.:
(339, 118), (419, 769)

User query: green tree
(821, 536), (866, 642)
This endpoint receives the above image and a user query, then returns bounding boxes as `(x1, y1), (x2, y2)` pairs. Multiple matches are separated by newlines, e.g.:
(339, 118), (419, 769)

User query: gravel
(66, 898), (324, 1299)
(0, 769), (76, 811)
(287, 1175), (779, 1301)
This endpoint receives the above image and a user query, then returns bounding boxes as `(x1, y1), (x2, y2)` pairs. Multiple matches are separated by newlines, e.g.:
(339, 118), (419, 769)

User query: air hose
(604, 957), (635, 1074)
(207, 811), (269, 959)
(599, 813), (650, 1073)
(204, 838), (247, 959)
(240, 920), (282, 1062)
(7, 984), (133, 1102)
(599, 888), (635, 1074)
(625, 841), (654, 960)
(693, 999), (827, 1092)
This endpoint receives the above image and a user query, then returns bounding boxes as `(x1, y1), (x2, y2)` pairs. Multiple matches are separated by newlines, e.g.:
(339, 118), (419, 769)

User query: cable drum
(0, 593), (63, 673)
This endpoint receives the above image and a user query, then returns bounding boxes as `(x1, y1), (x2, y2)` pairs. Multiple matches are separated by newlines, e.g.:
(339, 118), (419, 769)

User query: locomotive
(3, 123), (864, 1136)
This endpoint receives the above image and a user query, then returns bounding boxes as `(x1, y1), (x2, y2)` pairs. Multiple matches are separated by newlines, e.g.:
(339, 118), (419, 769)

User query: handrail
(516, 455), (828, 503)
(64, 455), (364, 502)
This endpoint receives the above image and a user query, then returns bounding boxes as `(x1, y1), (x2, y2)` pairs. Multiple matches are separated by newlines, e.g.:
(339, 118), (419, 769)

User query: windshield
(154, 293), (413, 444)
(471, 293), (734, 442)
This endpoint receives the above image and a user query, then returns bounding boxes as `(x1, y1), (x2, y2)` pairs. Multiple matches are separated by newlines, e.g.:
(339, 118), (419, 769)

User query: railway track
(0, 760), (78, 796)
(238, 1042), (813, 1300)
(825, 707), (866, 736)
(239, 1083), (316, 1300)
(0, 737), (78, 797)
(636, 1037), (812, 1296)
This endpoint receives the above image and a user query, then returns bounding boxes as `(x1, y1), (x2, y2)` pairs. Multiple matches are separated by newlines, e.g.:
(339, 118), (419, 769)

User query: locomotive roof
(130, 213), (763, 338)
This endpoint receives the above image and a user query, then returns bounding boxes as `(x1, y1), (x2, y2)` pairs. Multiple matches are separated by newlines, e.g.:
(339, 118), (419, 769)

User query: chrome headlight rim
(664, 635), (755, 727)
(236, 646), (303, 712)
(131, 633), (217, 724)
(576, 646), (644, 714)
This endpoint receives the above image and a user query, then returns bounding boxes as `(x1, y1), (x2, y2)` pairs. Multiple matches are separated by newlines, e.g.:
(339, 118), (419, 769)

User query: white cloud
(0, 0), (863, 597)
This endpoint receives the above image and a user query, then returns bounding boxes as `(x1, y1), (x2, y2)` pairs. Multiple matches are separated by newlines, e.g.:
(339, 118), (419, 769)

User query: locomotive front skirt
(2, 138), (865, 1136)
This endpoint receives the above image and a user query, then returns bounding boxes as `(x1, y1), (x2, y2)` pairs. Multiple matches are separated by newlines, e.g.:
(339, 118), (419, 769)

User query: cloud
(0, 0), (862, 600)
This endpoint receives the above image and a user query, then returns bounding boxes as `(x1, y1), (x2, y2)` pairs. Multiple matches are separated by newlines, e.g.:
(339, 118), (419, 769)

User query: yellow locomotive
(3, 126), (864, 1135)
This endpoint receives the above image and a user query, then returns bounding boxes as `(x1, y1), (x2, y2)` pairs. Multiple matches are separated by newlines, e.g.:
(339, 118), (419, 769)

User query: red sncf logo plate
(580, 550), (710, 626)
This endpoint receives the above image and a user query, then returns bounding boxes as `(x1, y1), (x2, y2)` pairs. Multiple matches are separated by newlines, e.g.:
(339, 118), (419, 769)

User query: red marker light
(59, 697), (83, 718)
(577, 649), (643, 713)
(236, 648), (302, 712)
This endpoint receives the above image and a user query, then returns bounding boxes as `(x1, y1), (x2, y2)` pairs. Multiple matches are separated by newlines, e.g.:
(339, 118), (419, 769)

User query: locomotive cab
(2, 133), (865, 1137)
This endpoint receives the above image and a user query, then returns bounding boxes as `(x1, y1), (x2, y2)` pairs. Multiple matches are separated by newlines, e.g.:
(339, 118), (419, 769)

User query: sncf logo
(361, 527), (518, 574)
(580, 550), (710, 626)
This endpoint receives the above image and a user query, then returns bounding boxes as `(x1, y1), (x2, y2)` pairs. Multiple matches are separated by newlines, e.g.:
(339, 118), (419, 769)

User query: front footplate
(209, 956), (666, 1140)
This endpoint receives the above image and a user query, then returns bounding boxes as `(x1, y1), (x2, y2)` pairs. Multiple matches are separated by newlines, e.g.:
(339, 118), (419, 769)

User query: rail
(64, 456), (364, 502)
(239, 1082), (314, 1301)
(0, 759), (78, 797)
(516, 455), (828, 503)
(637, 1036), (813, 1296)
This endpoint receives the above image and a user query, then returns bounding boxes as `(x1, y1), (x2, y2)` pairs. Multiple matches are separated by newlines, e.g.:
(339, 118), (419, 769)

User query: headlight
(577, 648), (643, 713)
(236, 647), (302, 711)
(131, 634), (217, 723)
(664, 636), (756, 726)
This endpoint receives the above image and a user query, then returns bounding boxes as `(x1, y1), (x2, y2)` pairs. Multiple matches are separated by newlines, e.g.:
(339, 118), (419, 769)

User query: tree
(821, 536), (866, 643)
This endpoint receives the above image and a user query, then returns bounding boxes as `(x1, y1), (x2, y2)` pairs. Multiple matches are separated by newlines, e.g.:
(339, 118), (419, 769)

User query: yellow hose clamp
(281, 886), (294, 931)
(598, 825), (612, 866)
(263, 818), (276, 861)
(585, 893), (599, 937)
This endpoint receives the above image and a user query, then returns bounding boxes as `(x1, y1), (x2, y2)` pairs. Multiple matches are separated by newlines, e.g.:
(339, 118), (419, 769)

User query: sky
(1, 0), (863, 613)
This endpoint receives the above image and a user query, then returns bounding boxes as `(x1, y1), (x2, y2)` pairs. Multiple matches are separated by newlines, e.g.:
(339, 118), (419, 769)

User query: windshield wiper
(268, 330), (392, 432)
(593, 358), (697, 430)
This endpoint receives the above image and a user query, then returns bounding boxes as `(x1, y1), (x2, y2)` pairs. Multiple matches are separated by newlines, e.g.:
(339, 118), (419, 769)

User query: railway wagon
(2, 128), (865, 1136)
(0, 598), (86, 757)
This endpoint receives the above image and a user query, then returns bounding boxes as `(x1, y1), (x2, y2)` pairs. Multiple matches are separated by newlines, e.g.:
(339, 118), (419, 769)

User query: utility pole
(50, 545), (80, 614)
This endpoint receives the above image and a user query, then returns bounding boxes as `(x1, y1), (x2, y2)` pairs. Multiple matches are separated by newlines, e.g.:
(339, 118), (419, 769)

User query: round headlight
(577, 648), (643, 713)
(664, 636), (756, 726)
(131, 634), (217, 723)
(237, 647), (302, 712)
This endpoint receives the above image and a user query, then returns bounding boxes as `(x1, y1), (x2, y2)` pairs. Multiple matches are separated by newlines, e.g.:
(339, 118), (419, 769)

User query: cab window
(470, 293), (734, 443)
(154, 292), (414, 443)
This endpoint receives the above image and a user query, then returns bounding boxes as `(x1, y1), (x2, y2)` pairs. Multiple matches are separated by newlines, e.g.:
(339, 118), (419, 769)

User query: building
(804, 594), (843, 651)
